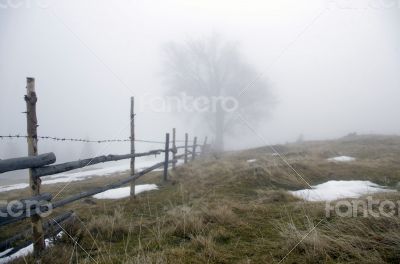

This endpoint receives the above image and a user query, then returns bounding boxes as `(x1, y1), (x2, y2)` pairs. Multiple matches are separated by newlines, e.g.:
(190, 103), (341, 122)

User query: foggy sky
(1, 0), (400, 164)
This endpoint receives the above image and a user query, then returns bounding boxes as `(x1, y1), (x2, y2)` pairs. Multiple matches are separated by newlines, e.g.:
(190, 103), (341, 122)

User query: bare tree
(162, 35), (274, 151)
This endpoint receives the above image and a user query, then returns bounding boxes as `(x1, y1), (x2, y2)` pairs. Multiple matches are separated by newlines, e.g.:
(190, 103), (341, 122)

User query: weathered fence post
(202, 136), (208, 156)
(130, 97), (135, 198)
(184, 133), (188, 164)
(25, 77), (45, 259)
(163, 133), (169, 182)
(192, 136), (197, 161)
(172, 128), (176, 170)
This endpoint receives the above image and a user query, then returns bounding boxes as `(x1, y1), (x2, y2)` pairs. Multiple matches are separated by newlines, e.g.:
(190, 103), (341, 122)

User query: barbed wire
(0, 135), (192, 144)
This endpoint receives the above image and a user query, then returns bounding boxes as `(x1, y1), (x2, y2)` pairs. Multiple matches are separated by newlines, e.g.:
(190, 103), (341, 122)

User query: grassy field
(3, 134), (400, 263)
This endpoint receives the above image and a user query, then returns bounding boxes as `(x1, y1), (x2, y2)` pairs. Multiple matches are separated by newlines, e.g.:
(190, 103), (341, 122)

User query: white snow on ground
(0, 232), (63, 263)
(0, 183), (29, 193)
(0, 165), (129, 193)
(154, 159), (184, 172)
(93, 184), (158, 199)
(290, 180), (395, 202)
(0, 157), (184, 193)
(247, 159), (257, 163)
(328, 156), (355, 162)
(41, 164), (130, 185)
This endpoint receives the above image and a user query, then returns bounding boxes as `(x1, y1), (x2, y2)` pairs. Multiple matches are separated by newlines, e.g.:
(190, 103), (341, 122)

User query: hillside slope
(6, 135), (400, 263)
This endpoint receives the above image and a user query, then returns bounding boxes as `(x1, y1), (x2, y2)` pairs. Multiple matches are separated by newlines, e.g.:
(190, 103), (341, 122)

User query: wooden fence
(0, 77), (209, 261)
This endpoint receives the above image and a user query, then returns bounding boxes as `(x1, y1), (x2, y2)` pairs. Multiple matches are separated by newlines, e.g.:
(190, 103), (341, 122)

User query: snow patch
(0, 157), (183, 193)
(41, 164), (130, 185)
(0, 165), (130, 193)
(247, 159), (257, 163)
(290, 180), (394, 201)
(93, 184), (158, 199)
(0, 232), (63, 263)
(328, 156), (355, 162)
(0, 183), (29, 193)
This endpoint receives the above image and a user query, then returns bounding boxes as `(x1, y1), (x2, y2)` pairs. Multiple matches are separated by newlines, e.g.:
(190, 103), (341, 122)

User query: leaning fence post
(130, 97), (135, 198)
(25, 77), (45, 259)
(163, 133), (169, 182)
(184, 133), (188, 164)
(202, 136), (208, 156)
(192, 136), (197, 161)
(172, 128), (176, 170)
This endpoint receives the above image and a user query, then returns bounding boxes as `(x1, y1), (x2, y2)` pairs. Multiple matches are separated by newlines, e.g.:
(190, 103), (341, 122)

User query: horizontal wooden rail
(0, 193), (52, 215)
(175, 144), (200, 149)
(1, 81), (207, 261)
(0, 212), (75, 258)
(51, 160), (175, 212)
(0, 153), (56, 174)
(0, 211), (74, 252)
(52, 161), (165, 209)
(0, 193), (53, 227)
(33, 150), (162, 178)
(175, 153), (185, 159)
(0, 159), (178, 227)
(175, 146), (186, 150)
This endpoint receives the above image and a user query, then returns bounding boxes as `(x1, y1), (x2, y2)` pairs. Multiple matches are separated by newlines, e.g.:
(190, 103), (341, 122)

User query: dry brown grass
(87, 206), (131, 241)
(166, 205), (206, 238)
(4, 135), (400, 263)
(201, 203), (238, 226)
(189, 234), (218, 259)
(277, 194), (400, 263)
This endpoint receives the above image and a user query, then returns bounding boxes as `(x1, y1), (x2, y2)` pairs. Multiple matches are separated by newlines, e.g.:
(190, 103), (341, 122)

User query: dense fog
(1, 0), (399, 166)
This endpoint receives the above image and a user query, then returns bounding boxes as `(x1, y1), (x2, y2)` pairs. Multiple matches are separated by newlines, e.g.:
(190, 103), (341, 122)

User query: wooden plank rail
(32, 150), (162, 178)
(54, 159), (176, 211)
(0, 211), (74, 252)
(0, 162), (166, 227)
(175, 153), (185, 159)
(0, 153), (56, 173)
(0, 149), (198, 227)
(175, 146), (186, 150)
(0, 211), (75, 258)
(52, 161), (166, 209)
(0, 193), (53, 227)
(0, 193), (52, 215)
(0, 78), (210, 262)
(0, 156), (186, 227)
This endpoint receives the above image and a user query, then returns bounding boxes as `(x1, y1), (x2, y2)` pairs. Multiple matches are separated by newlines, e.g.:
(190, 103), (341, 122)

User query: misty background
(1, 0), (400, 183)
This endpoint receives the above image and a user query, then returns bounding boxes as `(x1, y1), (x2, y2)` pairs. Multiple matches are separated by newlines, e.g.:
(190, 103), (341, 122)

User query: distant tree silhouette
(162, 35), (274, 151)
